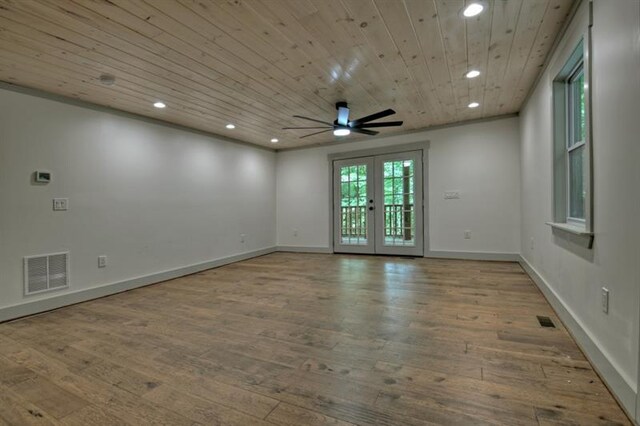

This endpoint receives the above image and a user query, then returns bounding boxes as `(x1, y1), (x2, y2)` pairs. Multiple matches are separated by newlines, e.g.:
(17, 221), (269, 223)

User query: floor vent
(24, 252), (69, 296)
(537, 315), (556, 328)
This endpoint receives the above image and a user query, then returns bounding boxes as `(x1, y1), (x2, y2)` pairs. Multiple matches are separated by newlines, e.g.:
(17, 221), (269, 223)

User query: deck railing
(340, 206), (367, 238)
(340, 204), (413, 239)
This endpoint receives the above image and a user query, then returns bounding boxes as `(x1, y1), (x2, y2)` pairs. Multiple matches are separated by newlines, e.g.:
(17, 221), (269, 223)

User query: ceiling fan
(283, 102), (403, 138)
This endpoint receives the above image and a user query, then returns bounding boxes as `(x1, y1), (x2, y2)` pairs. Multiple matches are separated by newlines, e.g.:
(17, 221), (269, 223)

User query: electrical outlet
(98, 255), (107, 268)
(53, 198), (68, 211)
(240, 233), (246, 243)
(601, 287), (609, 314)
(464, 230), (471, 239)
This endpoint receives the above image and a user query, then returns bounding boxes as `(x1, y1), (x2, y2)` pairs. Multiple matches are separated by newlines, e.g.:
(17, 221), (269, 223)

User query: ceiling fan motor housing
(335, 101), (350, 127)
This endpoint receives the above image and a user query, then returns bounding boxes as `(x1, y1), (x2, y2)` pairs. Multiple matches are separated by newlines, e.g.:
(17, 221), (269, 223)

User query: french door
(333, 150), (423, 256)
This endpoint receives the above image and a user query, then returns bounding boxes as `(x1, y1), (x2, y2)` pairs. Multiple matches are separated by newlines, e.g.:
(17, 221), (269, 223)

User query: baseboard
(276, 245), (332, 254)
(518, 255), (637, 421)
(0, 246), (277, 323)
(275, 247), (520, 261)
(426, 250), (520, 262)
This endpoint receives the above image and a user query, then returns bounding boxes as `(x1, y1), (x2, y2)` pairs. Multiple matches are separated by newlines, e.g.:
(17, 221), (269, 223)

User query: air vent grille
(537, 315), (556, 328)
(24, 252), (69, 296)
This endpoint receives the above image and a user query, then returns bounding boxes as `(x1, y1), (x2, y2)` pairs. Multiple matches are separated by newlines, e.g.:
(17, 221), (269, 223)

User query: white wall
(0, 87), (276, 315)
(276, 117), (521, 256)
(519, 0), (640, 416)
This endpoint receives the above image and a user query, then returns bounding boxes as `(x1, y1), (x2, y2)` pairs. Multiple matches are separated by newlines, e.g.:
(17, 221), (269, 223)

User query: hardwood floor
(0, 253), (630, 425)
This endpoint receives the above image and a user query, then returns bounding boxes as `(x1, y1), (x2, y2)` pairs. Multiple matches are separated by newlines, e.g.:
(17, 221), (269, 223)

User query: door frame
(327, 141), (430, 256)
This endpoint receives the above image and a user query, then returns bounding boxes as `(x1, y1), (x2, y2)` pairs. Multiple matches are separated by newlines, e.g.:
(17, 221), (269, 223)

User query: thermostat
(35, 171), (51, 183)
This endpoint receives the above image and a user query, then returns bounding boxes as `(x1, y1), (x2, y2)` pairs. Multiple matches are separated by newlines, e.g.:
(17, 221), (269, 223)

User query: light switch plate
(53, 198), (68, 211)
(98, 255), (107, 268)
(601, 287), (609, 314)
(444, 191), (460, 199)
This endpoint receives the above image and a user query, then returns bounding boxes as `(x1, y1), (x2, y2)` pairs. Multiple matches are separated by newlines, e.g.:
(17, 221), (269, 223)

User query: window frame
(551, 35), (593, 237)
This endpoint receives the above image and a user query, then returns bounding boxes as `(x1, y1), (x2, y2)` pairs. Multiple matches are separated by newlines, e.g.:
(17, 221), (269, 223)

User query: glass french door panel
(382, 159), (416, 246)
(339, 163), (369, 245)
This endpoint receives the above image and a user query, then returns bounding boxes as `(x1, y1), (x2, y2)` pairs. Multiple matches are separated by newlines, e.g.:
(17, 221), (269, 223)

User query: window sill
(545, 222), (594, 248)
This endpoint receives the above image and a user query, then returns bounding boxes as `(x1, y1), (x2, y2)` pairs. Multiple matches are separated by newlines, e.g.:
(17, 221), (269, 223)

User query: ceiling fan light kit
(282, 102), (403, 139)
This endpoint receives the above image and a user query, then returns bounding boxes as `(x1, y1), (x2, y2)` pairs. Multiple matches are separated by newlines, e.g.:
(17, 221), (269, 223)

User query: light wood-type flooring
(0, 253), (630, 425)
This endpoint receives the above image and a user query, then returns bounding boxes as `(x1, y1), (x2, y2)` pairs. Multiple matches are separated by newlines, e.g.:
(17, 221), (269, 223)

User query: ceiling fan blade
(293, 115), (333, 126)
(282, 126), (332, 130)
(337, 106), (350, 126)
(349, 128), (379, 136)
(357, 121), (403, 128)
(349, 109), (396, 127)
(300, 129), (332, 139)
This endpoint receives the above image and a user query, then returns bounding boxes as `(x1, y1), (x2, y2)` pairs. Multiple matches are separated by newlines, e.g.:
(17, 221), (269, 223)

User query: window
(551, 38), (592, 235)
(567, 62), (586, 222)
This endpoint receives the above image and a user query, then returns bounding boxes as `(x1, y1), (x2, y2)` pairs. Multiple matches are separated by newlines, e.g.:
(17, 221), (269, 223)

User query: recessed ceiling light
(99, 74), (116, 86)
(468, 102), (480, 108)
(462, 2), (484, 17)
(270, 138), (279, 143)
(153, 101), (166, 109)
(466, 70), (481, 79)
(226, 124), (235, 129)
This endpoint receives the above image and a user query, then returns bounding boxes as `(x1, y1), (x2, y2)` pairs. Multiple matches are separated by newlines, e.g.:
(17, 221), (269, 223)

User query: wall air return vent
(24, 252), (69, 296)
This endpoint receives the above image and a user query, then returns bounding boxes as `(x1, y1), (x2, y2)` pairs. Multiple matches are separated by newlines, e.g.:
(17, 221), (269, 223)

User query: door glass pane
(340, 164), (368, 245)
(569, 145), (585, 220)
(383, 159), (416, 246)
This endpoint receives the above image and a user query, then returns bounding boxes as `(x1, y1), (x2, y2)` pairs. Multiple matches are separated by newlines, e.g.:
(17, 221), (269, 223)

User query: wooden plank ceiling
(0, 0), (574, 149)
